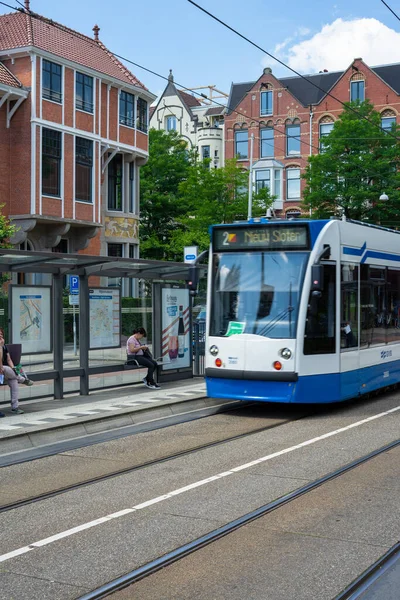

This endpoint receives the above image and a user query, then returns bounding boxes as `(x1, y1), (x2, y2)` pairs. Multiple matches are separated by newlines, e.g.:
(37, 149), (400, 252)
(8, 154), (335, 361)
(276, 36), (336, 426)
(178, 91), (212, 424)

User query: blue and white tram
(205, 218), (400, 403)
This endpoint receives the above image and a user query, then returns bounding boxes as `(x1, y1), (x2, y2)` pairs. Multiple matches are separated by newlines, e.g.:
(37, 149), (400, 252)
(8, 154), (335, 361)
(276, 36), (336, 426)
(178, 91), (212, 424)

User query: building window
(260, 127), (274, 158)
(75, 137), (93, 202)
(129, 162), (135, 213)
(286, 124), (301, 156)
(42, 60), (62, 103)
(202, 146), (210, 160)
(119, 91), (135, 127)
(260, 91), (273, 116)
(52, 239), (69, 253)
(319, 122), (334, 151)
(137, 98), (148, 133)
(166, 116), (177, 131)
(382, 116), (396, 131)
(255, 169), (270, 193)
(286, 209), (301, 219)
(287, 168), (301, 199)
(274, 169), (282, 200)
(235, 130), (248, 159)
(108, 154), (123, 211)
(42, 128), (62, 197)
(76, 72), (93, 113)
(107, 244), (123, 288)
(350, 80), (365, 102)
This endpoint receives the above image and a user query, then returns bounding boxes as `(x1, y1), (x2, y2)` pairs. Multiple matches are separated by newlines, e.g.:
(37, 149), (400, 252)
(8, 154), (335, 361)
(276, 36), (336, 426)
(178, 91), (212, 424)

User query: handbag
(143, 348), (153, 359)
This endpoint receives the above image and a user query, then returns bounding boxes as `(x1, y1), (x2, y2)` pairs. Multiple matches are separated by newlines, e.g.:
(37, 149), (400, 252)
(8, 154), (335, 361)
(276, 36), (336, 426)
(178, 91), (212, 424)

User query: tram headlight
(209, 345), (219, 356)
(280, 348), (292, 360)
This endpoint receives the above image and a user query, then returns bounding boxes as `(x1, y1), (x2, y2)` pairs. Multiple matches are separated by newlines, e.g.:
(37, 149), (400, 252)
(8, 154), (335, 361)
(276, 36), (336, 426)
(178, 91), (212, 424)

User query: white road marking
(1, 404), (398, 564)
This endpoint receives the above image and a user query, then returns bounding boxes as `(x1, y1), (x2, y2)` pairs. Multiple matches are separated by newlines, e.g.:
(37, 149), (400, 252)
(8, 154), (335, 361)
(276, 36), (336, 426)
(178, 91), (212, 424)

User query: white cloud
(283, 18), (400, 73)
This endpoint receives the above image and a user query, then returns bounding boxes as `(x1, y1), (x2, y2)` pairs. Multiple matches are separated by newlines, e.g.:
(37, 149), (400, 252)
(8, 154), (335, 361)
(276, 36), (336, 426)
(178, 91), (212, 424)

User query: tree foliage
(303, 100), (400, 225)
(0, 204), (16, 248)
(140, 130), (272, 261)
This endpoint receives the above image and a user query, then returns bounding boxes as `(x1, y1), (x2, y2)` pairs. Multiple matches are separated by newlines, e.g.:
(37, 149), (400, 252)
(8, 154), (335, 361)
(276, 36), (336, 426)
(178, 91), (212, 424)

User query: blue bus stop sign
(70, 276), (79, 294)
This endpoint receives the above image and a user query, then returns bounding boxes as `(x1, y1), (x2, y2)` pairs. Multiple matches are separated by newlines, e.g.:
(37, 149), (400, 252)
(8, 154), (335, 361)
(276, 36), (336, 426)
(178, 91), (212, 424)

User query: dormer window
(260, 90), (273, 116)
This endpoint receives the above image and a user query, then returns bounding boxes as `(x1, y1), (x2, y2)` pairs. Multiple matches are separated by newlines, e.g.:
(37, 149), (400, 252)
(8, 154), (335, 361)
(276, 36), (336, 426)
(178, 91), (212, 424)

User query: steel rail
(77, 438), (400, 600)
(334, 541), (400, 599)
(0, 411), (302, 513)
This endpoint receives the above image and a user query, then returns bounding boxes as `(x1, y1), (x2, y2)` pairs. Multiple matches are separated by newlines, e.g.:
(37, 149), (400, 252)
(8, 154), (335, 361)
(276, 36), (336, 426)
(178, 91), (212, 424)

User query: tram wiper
(257, 305), (294, 337)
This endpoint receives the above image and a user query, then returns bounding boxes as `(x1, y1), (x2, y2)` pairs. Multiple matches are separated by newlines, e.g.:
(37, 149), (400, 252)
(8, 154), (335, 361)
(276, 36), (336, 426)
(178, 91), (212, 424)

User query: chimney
(93, 24), (100, 41)
(24, 0), (30, 11)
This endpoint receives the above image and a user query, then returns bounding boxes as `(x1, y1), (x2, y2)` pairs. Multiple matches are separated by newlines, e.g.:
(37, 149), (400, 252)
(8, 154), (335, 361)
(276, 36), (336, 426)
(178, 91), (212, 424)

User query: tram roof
(0, 248), (205, 279)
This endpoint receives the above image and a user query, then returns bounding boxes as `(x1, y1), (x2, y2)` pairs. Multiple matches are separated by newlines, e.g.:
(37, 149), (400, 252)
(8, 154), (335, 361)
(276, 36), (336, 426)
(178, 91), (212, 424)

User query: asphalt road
(1, 392), (399, 600)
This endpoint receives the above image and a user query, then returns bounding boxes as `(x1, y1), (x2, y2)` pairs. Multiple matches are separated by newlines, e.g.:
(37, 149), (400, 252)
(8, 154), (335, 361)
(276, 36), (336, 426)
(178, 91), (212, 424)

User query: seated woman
(0, 329), (33, 415)
(126, 327), (160, 389)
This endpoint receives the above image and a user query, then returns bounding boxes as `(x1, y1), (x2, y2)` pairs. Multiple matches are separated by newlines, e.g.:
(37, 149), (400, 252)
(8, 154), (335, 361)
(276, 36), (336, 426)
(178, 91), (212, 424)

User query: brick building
(225, 58), (400, 218)
(0, 2), (155, 274)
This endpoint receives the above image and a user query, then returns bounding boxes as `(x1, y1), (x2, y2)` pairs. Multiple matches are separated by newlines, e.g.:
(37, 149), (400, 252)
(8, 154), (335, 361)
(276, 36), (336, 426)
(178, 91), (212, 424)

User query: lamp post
(379, 192), (388, 226)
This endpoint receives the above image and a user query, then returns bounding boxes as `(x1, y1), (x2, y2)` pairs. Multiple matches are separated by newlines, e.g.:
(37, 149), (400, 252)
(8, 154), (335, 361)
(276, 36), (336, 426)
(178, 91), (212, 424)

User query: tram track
(75, 438), (400, 600)
(334, 541), (400, 599)
(0, 410), (310, 514)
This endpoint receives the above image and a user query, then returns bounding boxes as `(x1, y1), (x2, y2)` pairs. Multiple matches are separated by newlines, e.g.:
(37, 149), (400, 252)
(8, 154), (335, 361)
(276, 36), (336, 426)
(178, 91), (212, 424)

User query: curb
(0, 396), (238, 457)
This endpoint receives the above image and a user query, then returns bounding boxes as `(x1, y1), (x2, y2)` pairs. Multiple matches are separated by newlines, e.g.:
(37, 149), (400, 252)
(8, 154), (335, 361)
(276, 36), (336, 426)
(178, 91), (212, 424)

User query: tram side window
(360, 265), (386, 347)
(304, 264), (336, 355)
(341, 264), (358, 350)
(386, 268), (400, 344)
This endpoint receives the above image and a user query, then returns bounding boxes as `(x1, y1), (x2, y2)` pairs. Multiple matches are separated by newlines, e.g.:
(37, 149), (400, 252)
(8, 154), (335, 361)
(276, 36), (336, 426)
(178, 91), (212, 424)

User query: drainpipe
(309, 105), (314, 217)
(248, 133), (254, 219)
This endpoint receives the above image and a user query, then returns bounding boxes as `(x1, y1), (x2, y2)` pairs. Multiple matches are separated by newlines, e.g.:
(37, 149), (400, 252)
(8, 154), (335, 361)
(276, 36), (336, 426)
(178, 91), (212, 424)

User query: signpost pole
(73, 305), (77, 356)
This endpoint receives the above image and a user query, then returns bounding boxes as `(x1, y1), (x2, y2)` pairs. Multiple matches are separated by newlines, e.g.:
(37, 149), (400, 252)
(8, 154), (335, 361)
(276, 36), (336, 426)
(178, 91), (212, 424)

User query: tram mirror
(311, 264), (324, 292)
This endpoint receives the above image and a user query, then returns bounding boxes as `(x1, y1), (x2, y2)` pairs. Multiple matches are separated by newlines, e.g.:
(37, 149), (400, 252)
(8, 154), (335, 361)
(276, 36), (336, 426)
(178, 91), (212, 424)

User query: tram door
(340, 264), (360, 398)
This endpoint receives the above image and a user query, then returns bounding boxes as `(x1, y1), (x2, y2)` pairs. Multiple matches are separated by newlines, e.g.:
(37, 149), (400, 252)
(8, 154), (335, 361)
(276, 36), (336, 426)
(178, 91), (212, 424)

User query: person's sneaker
(142, 377), (148, 385)
(147, 382), (161, 389)
(0, 412), (5, 418)
(23, 378), (34, 386)
(11, 408), (24, 414)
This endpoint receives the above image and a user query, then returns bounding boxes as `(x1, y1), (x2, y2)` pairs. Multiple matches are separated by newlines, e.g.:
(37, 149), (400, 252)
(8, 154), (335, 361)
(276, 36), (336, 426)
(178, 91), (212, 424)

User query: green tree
(139, 129), (192, 260)
(0, 204), (16, 248)
(303, 100), (400, 224)
(169, 159), (267, 257)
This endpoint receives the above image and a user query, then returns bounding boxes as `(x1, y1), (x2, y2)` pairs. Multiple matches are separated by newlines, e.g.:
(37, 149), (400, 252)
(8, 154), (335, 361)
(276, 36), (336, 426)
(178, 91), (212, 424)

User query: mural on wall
(104, 217), (139, 240)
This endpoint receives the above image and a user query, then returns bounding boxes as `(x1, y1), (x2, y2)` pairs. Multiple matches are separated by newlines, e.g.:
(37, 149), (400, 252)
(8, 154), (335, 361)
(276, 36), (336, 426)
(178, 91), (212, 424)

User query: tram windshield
(211, 251), (309, 338)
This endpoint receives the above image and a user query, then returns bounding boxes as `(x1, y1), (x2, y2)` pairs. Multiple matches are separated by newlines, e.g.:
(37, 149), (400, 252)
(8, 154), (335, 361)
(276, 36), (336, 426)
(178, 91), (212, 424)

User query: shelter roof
(0, 249), (204, 280)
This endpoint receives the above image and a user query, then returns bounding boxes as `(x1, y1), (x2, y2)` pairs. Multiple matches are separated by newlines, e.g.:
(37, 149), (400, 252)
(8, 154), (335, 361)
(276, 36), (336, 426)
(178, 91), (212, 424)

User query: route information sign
(89, 288), (120, 349)
(10, 285), (52, 353)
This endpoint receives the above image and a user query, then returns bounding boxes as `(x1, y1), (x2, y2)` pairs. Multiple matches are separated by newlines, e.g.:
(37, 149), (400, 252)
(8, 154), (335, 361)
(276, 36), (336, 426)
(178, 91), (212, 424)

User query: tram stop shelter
(0, 248), (204, 399)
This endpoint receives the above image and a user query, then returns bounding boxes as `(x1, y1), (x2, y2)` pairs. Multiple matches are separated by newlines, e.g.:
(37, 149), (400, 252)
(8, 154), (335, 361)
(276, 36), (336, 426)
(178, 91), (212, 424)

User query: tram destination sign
(213, 225), (309, 251)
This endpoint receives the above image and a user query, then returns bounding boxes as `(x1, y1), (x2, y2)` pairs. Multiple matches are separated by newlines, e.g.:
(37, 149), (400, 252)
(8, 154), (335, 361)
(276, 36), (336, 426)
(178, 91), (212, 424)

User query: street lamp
(379, 192), (389, 202)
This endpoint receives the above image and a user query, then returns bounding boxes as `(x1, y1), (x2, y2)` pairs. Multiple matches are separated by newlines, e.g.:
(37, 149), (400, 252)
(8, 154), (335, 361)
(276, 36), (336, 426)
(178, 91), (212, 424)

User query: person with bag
(126, 327), (160, 389)
(0, 329), (33, 414)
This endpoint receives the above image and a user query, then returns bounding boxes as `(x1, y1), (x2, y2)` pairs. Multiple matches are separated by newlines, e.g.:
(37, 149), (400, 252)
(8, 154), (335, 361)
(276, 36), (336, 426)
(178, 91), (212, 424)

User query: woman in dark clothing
(126, 327), (160, 389)
(0, 330), (33, 415)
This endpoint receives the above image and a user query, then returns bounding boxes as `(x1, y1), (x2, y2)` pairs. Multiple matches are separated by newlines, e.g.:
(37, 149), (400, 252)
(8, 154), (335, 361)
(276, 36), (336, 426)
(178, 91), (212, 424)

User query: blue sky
(2, 0), (400, 101)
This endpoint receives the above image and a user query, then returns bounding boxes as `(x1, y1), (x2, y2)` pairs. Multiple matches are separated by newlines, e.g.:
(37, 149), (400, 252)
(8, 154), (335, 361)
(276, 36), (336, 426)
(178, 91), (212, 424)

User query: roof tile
(0, 61), (22, 87)
(0, 11), (148, 90)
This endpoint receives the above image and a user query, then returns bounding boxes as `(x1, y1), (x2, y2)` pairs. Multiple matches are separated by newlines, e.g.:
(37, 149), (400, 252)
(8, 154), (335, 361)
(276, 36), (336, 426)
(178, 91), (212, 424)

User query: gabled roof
(179, 90), (201, 108)
(0, 10), (148, 90)
(0, 61), (22, 87)
(227, 63), (400, 114)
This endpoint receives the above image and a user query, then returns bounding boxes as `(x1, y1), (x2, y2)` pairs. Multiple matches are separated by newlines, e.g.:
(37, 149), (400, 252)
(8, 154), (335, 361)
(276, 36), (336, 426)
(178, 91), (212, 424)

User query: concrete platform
(0, 378), (219, 456)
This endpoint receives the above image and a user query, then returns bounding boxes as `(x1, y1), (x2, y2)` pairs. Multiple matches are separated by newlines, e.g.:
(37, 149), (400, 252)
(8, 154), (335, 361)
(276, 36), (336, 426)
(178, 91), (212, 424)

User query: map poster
(89, 288), (120, 349)
(10, 285), (52, 354)
(161, 287), (190, 371)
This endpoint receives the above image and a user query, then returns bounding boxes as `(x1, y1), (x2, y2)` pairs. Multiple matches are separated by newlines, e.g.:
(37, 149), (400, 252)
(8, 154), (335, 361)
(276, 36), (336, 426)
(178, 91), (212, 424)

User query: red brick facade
(0, 9), (155, 262)
(225, 59), (400, 217)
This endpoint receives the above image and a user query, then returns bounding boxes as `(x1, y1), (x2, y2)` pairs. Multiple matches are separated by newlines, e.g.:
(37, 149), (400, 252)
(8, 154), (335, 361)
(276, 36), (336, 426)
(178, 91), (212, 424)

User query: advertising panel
(161, 288), (190, 370)
(10, 285), (52, 353)
(89, 288), (121, 349)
